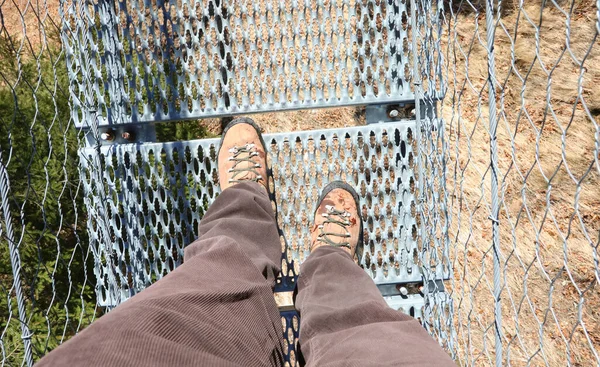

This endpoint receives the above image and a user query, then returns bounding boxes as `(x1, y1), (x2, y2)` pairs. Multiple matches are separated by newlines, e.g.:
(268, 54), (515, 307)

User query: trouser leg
(38, 181), (284, 367)
(295, 246), (454, 367)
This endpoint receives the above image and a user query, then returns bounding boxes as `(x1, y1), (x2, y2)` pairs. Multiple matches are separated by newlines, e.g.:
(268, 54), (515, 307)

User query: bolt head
(100, 132), (113, 141)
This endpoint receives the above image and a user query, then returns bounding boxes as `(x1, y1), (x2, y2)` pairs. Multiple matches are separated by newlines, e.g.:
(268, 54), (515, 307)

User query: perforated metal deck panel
(280, 310), (301, 366)
(62, 0), (415, 126)
(80, 122), (449, 308)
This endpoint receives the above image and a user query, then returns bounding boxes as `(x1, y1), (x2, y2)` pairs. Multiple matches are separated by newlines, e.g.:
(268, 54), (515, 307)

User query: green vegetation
(156, 120), (212, 142)
(0, 35), (97, 363)
(0, 26), (212, 362)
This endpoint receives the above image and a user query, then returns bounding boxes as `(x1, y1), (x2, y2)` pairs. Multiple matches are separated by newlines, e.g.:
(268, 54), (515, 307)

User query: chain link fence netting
(444, 0), (599, 365)
(410, 0), (456, 356)
(1, 0), (599, 366)
(0, 1), (96, 365)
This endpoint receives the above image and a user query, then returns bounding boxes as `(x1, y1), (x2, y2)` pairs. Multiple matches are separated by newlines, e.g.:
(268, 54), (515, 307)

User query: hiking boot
(310, 181), (364, 261)
(217, 117), (269, 191)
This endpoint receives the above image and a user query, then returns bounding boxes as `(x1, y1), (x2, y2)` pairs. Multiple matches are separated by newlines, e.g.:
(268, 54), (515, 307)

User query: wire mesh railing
(0, 0), (599, 366)
(444, 0), (600, 365)
(0, 2), (96, 365)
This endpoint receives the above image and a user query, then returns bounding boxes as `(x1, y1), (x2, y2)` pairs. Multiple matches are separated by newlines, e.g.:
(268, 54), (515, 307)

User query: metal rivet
(100, 131), (114, 141)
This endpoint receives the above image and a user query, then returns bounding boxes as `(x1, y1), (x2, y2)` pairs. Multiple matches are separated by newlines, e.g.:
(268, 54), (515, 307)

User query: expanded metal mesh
(280, 310), (300, 367)
(79, 123), (450, 306)
(60, 0), (415, 126)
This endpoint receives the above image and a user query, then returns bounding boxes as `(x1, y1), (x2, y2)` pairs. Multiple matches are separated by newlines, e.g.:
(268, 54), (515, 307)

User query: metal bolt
(122, 131), (134, 141)
(100, 131), (114, 141)
(388, 109), (399, 118)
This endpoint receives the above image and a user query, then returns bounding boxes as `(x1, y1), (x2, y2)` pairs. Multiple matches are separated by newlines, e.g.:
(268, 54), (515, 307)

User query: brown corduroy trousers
(38, 181), (454, 366)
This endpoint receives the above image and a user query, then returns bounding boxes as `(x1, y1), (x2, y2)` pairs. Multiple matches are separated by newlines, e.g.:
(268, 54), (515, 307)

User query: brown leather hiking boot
(217, 117), (269, 191)
(310, 181), (364, 261)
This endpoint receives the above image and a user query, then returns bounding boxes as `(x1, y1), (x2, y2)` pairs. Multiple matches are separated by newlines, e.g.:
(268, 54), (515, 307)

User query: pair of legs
(38, 119), (453, 366)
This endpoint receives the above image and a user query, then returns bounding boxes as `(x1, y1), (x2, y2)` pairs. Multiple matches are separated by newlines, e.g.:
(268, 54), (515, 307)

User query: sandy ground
(442, 1), (600, 365)
(198, 107), (363, 136)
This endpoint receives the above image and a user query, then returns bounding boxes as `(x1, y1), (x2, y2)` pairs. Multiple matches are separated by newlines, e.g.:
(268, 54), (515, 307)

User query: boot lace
(316, 205), (352, 249)
(227, 143), (263, 184)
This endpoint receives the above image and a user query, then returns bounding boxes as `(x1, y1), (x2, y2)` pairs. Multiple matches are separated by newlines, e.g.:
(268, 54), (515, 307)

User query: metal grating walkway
(63, 0), (415, 127)
(80, 121), (449, 308)
(52, 0), (452, 364)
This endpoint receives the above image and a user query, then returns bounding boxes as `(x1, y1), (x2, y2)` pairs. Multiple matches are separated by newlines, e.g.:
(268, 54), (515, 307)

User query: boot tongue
(242, 162), (260, 182)
(323, 221), (349, 245)
(237, 156), (258, 181)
